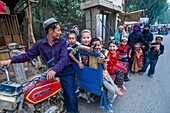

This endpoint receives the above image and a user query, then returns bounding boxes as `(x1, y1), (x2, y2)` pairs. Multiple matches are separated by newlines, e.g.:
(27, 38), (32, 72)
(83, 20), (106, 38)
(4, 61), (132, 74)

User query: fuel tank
(24, 79), (61, 104)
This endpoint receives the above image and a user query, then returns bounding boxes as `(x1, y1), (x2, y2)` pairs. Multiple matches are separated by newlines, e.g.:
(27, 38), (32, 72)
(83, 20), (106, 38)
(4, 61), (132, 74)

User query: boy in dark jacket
(141, 35), (164, 78)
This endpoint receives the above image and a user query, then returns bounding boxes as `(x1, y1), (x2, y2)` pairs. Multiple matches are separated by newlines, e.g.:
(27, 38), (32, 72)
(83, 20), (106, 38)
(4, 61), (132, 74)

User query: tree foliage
(157, 9), (170, 24)
(125, 0), (170, 24)
(31, 0), (86, 39)
(16, 0), (170, 40)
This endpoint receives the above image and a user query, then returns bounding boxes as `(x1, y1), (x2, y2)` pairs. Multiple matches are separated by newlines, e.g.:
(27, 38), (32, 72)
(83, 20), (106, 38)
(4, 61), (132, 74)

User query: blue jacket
(115, 31), (128, 45)
(115, 31), (121, 45)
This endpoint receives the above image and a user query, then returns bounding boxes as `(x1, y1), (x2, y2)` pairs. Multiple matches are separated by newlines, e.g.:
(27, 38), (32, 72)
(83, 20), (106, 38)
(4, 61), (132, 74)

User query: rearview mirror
(47, 58), (56, 68)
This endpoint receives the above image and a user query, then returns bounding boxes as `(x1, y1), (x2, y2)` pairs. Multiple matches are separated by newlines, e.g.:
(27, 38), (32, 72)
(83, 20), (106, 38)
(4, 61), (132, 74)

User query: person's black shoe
(124, 77), (131, 82)
(124, 73), (131, 82)
(148, 74), (153, 78)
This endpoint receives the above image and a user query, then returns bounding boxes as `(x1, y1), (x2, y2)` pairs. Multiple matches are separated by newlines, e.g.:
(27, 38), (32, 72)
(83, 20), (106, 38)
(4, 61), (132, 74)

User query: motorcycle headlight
(0, 95), (17, 111)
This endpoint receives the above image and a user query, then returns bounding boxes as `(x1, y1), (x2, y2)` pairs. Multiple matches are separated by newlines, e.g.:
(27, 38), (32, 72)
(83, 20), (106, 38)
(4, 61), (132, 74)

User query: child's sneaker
(120, 85), (127, 92)
(117, 91), (124, 96)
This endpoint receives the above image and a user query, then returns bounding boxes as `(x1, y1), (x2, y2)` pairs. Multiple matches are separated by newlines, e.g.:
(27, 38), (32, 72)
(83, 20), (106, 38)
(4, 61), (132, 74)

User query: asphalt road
(79, 34), (170, 113)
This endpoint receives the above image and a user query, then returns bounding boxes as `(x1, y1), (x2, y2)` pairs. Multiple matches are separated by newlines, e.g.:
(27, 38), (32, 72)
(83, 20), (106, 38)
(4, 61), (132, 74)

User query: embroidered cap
(121, 37), (128, 41)
(43, 18), (57, 29)
(156, 35), (163, 38)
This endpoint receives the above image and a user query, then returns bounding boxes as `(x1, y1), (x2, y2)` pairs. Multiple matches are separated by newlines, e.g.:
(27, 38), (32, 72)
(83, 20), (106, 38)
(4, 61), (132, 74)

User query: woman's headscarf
(72, 25), (79, 35)
(142, 24), (150, 34)
(132, 24), (141, 35)
(118, 26), (124, 33)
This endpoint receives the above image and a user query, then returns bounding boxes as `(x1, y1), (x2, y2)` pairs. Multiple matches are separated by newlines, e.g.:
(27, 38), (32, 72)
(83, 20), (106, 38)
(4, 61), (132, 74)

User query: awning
(124, 21), (140, 25)
(0, 0), (10, 14)
(119, 10), (144, 22)
(1, 0), (19, 11)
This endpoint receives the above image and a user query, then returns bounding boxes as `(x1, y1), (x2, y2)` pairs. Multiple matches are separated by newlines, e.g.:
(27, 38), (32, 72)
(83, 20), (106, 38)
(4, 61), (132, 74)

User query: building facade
(81, 0), (125, 46)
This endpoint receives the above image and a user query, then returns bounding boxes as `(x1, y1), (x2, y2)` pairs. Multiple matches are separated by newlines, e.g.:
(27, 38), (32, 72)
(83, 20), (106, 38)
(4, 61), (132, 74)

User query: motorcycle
(0, 66), (64, 113)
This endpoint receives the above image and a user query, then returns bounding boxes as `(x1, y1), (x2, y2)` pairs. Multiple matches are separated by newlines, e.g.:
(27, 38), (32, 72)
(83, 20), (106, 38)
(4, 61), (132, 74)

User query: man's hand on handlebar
(0, 59), (12, 68)
(46, 70), (56, 80)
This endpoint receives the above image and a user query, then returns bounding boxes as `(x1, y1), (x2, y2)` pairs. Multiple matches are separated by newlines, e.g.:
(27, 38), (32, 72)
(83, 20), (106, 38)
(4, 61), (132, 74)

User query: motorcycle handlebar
(0, 66), (10, 81)
(0, 66), (49, 87)
(41, 73), (47, 80)
(22, 72), (47, 87)
(0, 66), (8, 72)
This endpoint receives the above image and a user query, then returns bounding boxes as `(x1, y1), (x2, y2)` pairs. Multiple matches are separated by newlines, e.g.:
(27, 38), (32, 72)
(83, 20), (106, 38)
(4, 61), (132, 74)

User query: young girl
(107, 41), (128, 91)
(131, 43), (144, 74)
(69, 29), (92, 68)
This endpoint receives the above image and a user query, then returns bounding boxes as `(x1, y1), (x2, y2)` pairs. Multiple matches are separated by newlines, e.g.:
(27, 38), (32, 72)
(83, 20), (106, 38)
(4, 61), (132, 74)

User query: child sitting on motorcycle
(67, 29), (80, 53)
(70, 37), (124, 113)
(69, 29), (92, 68)
(107, 40), (129, 92)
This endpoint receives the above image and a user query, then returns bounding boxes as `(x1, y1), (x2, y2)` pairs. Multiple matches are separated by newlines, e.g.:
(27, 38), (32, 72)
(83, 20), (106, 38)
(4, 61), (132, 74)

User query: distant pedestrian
(115, 26), (128, 45)
(142, 25), (154, 65)
(141, 35), (164, 78)
(128, 24), (148, 49)
(72, 25), (81, 42)
(131, 43), (144, 74)
(128, 24), (148, 71)
(142, 25), (154, 45)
